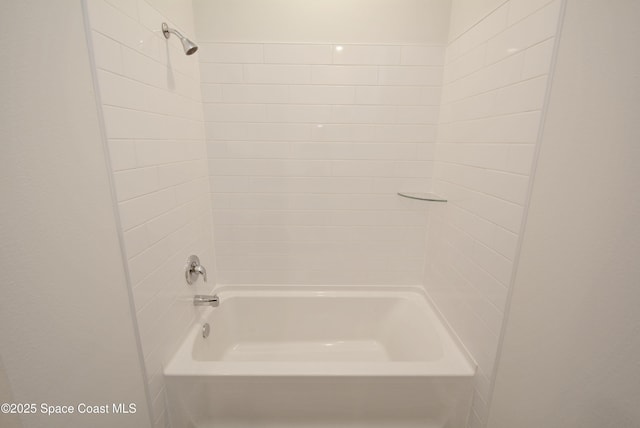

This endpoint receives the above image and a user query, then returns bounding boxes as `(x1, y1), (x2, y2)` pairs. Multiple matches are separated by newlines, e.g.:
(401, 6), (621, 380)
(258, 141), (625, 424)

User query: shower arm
(162, 23), (184, 40)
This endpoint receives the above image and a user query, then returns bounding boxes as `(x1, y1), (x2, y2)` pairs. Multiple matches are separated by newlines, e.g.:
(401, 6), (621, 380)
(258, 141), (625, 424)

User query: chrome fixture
(202, 323), (210, 338)
(161, 22), (198, 55)
(194, 295), (219, 307)
(185, 255), (207, 284)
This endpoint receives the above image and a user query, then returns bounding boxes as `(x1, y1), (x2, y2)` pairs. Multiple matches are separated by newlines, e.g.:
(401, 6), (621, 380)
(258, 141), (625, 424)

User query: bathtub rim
(164, 284), (477, 377)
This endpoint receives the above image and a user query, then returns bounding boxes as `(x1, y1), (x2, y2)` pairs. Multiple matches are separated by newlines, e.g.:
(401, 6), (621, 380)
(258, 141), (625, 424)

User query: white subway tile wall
(199, 42), (445, 285)
(84, 1), (562, 426)
(425, 1), (562, 427)
(85, 0), (215, 426)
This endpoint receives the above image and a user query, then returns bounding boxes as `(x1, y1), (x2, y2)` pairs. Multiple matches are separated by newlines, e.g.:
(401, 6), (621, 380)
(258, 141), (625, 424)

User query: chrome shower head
(162, 22), (198, 55)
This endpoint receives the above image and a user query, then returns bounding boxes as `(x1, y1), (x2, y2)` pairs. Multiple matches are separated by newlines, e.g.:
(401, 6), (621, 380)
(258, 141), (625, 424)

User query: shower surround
(426, 0), (564, 425)
(84, 0), (215, 426)
(83, 0), (564, 427)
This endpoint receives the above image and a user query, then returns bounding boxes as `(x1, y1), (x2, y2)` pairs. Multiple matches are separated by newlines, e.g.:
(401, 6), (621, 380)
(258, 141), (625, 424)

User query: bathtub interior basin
(164, 286), (476, 428)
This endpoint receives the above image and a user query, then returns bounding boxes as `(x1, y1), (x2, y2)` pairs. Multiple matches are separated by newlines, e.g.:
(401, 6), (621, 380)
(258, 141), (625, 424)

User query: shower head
(162, 22), (198, 55)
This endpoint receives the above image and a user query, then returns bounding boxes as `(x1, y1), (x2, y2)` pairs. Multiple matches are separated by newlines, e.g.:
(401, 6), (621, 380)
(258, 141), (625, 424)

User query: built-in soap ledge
(397, 192), (447, 203)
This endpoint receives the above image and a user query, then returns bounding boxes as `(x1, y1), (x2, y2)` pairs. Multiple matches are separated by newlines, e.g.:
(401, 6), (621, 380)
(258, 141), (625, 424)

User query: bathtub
(164, 286), (475, 428)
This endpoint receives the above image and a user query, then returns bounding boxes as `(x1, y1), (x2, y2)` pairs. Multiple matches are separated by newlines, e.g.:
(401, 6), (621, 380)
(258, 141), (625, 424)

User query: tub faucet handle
(185, 255), (207, 284)
(194, 264), (207, 282)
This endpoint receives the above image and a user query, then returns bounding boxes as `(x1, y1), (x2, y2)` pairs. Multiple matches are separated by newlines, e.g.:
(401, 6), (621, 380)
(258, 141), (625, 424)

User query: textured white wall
(0, 2), (151, 428)
(488, 1), (640, 427)
(84, 0), (215, 426)
(194, 0), (450, 284)
(193, 0), (451, 44)
(424, 0), (564, 426)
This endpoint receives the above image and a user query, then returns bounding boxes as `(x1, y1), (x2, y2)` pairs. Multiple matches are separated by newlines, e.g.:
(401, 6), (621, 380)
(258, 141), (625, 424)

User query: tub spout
(194, 295), (219, 307)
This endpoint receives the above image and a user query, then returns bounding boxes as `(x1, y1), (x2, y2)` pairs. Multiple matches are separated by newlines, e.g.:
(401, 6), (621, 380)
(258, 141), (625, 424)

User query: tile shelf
(397, 192), (447, 203)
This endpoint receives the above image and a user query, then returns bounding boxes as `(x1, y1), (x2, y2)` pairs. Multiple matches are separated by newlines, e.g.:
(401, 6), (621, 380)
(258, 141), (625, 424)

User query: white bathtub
(164, 286), (475, 428)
